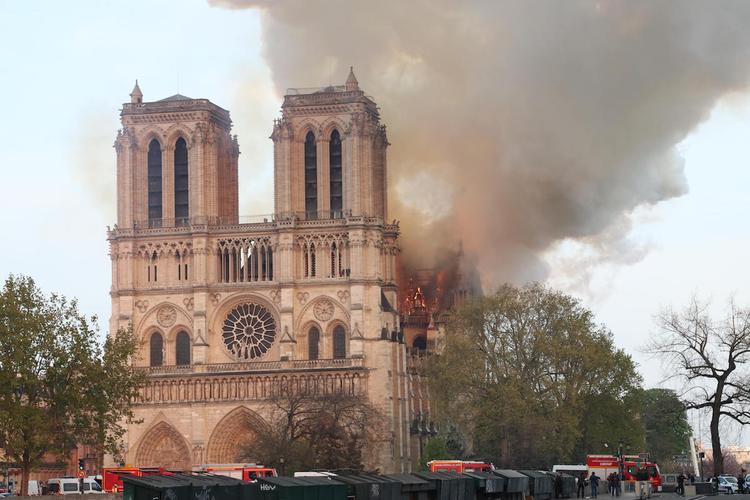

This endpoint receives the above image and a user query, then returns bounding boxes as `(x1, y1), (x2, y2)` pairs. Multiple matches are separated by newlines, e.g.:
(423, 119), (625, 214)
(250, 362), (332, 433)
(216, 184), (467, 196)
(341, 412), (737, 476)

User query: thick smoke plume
(213, 0), (750, 287)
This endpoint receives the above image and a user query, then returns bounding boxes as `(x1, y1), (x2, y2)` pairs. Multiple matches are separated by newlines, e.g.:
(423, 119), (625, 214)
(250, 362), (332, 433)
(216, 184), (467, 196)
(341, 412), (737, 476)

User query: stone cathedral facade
(107, 70), (431, 473)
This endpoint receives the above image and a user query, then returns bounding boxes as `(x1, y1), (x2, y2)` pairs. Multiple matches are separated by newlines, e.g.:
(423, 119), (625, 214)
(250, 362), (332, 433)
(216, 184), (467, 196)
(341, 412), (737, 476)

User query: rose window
(222, 303), (276, 360)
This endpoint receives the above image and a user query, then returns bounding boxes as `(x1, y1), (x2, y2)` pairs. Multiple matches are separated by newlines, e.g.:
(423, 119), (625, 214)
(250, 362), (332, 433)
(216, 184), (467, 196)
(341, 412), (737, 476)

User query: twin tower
(108, 70), (426, 472)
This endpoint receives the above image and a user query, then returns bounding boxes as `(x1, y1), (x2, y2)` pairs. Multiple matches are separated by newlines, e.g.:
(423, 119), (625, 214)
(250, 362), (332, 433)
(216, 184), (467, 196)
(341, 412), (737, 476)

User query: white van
(48, 478), (104, 495)
(293, 472), (338, 478)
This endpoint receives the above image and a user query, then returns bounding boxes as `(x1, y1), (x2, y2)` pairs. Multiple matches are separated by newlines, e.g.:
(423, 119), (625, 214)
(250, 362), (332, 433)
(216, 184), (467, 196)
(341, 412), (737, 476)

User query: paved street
(588, 493), (750, 500)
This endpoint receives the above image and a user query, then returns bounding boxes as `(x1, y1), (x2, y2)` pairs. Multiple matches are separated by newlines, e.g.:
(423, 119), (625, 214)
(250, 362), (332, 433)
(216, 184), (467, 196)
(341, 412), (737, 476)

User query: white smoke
(212, 0), (750, 286)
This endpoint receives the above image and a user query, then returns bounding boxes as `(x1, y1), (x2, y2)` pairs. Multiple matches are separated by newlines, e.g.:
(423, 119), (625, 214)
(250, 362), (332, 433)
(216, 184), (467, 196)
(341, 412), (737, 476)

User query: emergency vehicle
(193, 464), (278, 482)
(102, 467), (169, 493)
(586, 455), (663, 491)
(427, 460), (494, 473)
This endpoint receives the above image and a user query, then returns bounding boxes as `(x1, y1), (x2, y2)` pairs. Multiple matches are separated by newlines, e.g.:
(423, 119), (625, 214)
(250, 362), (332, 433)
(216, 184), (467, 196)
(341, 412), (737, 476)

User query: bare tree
(239, 391), (386, 475)
(650, 299), (750, 476)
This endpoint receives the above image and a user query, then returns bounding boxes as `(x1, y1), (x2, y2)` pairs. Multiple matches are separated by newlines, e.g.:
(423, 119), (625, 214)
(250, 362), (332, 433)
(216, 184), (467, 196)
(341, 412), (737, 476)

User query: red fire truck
(427, 460), (494, 473)
(586, 455), (662, 491)
(102, 467), (170, 493)
(194, 464), (278, 482)
(103, 463), (277, 492)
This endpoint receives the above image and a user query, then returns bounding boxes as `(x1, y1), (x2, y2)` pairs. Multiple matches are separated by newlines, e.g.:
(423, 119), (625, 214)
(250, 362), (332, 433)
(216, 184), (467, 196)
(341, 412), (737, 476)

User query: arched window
(175, 331), (191, 365)
(148, 251), (158, 282)
(333, 326), (346, 359)
(308, 326), (320, 360)
(413, 335), (427, 351)
(329, 130), (342, 217)
(147, 139), (162, 226)
(330, 242), (337, 278)
(304, 131), (317, 219)
(174, 137), (189, 225)
(310, 243), (316, 277)
(150, 332), (164, 367)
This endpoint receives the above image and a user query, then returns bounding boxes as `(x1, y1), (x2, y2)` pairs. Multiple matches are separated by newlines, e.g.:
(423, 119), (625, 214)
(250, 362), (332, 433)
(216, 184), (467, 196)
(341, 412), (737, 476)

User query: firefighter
(577, 472), (587, 499)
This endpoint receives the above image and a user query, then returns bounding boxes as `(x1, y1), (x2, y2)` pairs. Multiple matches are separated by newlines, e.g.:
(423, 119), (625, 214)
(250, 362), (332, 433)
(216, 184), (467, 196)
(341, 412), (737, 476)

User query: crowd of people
(553, 468), (655, 499)
(549, 467), (750, 499)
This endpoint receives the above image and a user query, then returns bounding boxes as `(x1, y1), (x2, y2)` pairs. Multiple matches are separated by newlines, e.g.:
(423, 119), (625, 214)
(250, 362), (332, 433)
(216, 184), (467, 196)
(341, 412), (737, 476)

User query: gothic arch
(206, 406), (269, 463)
(135, 302), (193, 342)
(328, 320), (348, 359)
(134, 420), (191, 470)
(320, 118), (346, 139)
(294, 119), (322, 142)
(212, 293), (280, 328)
(164, 124), (194, 149)
(138, 125), (167, 151)
(294, 295), (349, 333)
(166, 323), (193, 343)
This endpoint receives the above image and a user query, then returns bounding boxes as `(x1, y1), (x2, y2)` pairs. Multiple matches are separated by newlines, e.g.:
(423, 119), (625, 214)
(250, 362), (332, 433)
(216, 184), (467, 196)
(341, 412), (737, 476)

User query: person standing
(590, 472), (600, 498)
(635, 468), (650, 499)
(677, 472), (685, 496)
(612, 472), (621, 497)
(578, 472), (588, 499)
(555, 472), (564, 499)
(738, 473), (745, 494)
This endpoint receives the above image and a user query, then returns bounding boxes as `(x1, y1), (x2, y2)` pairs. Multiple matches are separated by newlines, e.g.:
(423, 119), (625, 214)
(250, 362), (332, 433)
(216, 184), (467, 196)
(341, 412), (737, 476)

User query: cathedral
(107, 69), (445, 473)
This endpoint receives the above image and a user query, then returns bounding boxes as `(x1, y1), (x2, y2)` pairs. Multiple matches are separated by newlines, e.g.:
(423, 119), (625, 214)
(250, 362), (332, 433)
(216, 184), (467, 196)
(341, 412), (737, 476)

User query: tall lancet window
(175, 331), (191, 366)
(150, 332), (163, 367)
(329, 130), (342, 217)
(304, 131), (317, 219)
(147, 139), (163, 226)
(174, 137), (189, 225)
(308, 326), (320, 360)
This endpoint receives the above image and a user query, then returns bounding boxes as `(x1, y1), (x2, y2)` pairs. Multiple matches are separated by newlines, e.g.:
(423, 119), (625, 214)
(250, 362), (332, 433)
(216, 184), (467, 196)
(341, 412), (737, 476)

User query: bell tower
(114, 82), (239, 229)
(271, 67), (388, 220)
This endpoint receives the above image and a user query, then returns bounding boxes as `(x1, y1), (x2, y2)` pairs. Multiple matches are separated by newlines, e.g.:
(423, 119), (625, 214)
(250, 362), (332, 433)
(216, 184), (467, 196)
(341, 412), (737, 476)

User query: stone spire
(130, 80), (143, 104)
(345, 66), (359, 91)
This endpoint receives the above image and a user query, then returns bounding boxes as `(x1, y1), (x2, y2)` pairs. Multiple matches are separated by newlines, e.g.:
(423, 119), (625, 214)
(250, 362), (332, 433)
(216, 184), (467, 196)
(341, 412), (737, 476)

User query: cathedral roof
(159, 94), (193, 102)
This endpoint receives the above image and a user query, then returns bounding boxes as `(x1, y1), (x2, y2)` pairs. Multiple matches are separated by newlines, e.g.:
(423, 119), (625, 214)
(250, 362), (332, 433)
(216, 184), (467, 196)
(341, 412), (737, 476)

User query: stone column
(190, 137), (204, 222)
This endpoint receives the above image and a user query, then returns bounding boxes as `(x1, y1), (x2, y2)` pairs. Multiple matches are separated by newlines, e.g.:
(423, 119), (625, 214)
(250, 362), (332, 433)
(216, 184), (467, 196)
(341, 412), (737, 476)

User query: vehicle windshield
(725, 477), (738, 483)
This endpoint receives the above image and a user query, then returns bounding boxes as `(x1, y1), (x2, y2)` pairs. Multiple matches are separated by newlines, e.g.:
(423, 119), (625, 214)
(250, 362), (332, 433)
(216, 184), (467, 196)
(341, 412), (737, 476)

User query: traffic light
(78, 459), (85, 471)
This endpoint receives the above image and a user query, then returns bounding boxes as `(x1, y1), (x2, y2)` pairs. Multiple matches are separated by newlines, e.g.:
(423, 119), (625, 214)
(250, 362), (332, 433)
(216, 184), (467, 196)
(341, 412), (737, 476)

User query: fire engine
(102, 467), (170, 493)
(586, 455), (662, 491)
(102, 463), (277, 492)
(427, 460), (494, 473)
(193, 464), (278, 481)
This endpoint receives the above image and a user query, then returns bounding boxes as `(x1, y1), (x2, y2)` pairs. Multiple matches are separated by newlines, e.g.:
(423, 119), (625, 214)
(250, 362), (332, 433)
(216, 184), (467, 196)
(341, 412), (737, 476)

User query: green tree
(573, 388), (645, 462)
(641, 388), (691, 466)
(427, 283), (643, 468)
(0, 275), (143, 495)
(420, 437), (450, 470)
